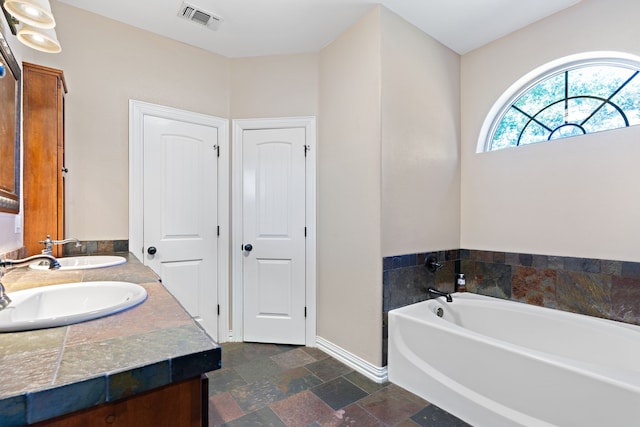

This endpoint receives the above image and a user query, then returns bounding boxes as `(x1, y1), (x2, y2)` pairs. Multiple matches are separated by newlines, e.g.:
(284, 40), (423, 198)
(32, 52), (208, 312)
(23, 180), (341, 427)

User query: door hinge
(214, 144), (220, 157)
(217, 225), (220, 236)
(304, 306), (307, 317)
(304, 226), (307, 237)
(217, 304), (220, 315)
(304, 145), (310, 157)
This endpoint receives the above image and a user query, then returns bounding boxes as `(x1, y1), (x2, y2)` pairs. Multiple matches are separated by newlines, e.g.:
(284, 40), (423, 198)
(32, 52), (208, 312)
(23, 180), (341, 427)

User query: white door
(242, 128), (307, 344)
(143, 115), (219, 339)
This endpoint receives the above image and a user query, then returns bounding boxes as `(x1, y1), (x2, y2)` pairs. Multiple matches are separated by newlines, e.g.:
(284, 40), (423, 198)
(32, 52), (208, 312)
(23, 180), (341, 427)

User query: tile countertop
(0, 253), (221, 426)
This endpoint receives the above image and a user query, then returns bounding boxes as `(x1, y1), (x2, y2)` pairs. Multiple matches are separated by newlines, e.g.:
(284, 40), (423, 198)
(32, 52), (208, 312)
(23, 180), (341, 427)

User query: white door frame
(129, 99), (230, 341)
(232, 117), (316, 347)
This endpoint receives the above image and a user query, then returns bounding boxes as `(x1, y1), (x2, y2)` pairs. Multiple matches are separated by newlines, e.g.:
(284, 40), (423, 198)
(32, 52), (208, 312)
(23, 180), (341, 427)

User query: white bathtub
(388, 292), (640, 427)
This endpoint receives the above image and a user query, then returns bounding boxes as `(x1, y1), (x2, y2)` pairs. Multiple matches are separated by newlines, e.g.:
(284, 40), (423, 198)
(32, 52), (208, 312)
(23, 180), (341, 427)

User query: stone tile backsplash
(0, 247), (26, 262)
(0, 240), (128, 261)
(63, 240), (129, 256)
(382, 248), (640, 365)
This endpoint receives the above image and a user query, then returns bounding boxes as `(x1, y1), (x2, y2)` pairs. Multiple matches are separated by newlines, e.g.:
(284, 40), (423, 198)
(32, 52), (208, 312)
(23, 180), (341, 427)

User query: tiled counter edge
(0, 253), (221, 426)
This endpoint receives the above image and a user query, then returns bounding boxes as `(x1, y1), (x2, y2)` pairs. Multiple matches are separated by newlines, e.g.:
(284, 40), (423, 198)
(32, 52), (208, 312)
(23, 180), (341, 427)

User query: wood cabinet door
(32, 376), (206, 427)
(23, 63), (66, 257)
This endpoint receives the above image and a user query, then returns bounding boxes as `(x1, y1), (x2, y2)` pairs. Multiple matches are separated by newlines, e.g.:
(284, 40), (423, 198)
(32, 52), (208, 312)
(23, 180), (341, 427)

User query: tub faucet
(425, 255), (445, 273)
(427, 287), (453, 303)
(39, 235), (81, 255)
(0, 255), (61, 310)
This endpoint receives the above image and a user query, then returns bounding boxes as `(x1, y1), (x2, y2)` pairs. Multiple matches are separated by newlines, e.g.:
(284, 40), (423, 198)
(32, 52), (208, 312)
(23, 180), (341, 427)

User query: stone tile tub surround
(382, 250), (460, 365)
(383, 250), (460, 313)
(0, 253), (220, 426)
(382, 249), (640, 365)
(461, 249), (640, 326)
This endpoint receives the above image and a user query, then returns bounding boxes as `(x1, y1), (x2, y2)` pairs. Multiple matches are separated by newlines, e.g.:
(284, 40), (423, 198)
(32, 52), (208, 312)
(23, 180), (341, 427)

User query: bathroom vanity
(0, 254), (220, 426)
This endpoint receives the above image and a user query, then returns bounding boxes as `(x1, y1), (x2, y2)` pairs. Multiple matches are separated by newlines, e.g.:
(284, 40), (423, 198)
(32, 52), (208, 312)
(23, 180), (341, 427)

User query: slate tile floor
(207, 342), (470, 426)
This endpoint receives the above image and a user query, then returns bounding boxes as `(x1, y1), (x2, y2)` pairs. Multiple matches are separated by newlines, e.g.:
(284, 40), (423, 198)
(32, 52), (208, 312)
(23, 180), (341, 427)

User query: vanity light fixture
(17, 22), (60, 53)
(2, 0), (61, 53)
(3, 0), (55, 28)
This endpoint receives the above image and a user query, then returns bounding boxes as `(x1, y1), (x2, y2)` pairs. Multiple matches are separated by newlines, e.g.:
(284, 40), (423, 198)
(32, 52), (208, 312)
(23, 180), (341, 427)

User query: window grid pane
(488, 62), (640, 151)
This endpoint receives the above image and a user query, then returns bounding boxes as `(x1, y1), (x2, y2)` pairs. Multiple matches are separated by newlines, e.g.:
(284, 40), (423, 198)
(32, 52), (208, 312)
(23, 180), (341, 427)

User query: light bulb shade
(17, 23), (61, 53)
(4, 0), (55, 29)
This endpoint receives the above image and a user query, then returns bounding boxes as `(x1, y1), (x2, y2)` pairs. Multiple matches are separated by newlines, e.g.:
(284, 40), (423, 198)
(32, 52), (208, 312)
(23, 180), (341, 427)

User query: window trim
(477, 51), (640, 153)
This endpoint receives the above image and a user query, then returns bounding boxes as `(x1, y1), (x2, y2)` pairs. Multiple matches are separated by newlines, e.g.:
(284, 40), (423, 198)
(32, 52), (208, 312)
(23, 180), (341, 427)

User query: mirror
(0, 29), (20, 213)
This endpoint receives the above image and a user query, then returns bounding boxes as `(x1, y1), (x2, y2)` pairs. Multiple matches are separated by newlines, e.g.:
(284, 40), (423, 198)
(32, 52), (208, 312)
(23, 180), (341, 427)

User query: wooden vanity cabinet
(32, 376), (208, 427)
(23, 63), (67, 257)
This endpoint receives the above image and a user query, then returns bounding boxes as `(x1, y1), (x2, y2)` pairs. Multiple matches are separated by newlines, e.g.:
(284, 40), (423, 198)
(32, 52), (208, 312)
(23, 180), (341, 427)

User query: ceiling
(55, 0), (582, 58)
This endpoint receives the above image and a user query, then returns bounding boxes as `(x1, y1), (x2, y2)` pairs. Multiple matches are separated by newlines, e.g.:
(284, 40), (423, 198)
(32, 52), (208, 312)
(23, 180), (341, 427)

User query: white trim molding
(232, 116), (317, 347)
(316, 336), (388, 384)
(128, 99), (230, 342)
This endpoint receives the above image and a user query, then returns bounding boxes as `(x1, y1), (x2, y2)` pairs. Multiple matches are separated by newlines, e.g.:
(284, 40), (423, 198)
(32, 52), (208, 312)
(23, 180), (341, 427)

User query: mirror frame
(0, 29), (20, 213)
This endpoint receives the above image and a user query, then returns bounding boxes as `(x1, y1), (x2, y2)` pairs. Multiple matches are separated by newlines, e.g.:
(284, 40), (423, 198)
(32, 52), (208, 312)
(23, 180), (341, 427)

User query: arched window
(479, 52), (640, 152)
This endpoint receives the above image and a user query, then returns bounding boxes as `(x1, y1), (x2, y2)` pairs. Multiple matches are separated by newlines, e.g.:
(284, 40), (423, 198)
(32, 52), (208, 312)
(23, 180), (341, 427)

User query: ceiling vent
(178, 2), (223, 31)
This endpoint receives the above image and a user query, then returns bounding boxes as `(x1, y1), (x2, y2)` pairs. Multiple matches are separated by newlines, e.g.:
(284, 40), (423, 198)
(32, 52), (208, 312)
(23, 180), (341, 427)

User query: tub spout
(427, 287), (452, 303)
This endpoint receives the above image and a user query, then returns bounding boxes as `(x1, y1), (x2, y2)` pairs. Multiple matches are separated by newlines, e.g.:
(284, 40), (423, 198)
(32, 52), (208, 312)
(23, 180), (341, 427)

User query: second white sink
(0, 281), (147, 332)
(29, 255), (126, 270)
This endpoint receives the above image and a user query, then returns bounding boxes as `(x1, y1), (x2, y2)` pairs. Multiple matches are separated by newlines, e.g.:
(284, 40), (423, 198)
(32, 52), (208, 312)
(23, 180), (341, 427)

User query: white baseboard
(315, 336), (388, 384)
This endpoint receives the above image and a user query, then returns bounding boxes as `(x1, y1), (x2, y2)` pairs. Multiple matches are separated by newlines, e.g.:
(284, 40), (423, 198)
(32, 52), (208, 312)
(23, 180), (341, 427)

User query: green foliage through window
(489, 62), (640, 151)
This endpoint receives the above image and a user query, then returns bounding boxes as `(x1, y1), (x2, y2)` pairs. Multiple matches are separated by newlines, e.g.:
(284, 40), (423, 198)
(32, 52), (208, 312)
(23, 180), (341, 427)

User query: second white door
(242, 127), (307, 344)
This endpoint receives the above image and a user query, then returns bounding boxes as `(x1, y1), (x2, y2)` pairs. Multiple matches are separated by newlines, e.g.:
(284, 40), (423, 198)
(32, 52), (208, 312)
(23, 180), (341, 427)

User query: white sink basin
(29, 255), (127, 270)
(0, 281), (147, 332)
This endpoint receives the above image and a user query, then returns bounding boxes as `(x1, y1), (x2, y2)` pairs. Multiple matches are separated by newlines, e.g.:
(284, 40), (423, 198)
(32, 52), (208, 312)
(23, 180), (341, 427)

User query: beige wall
(23, 1), (231, 241)
(461, 0), (640, 262)
(318, 8), (383, 365)
(12, 2), (321, 243)
(316, 7), (460, 366)
(230, 54), (319, 119)
(380, 9), (460, 256)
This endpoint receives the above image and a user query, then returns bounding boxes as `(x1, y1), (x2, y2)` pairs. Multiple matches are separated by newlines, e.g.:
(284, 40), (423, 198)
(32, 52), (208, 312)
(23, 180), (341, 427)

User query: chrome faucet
(0, 254), (61, 310)
(0, 282), (10, 310)
(39, 235), (81, 255)
(427, 287), (453, 303)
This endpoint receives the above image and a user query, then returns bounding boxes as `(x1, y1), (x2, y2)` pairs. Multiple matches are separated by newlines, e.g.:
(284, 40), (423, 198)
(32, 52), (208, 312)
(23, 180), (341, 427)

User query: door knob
(243, 244), (253, 252)
(147, 246), (157, 255)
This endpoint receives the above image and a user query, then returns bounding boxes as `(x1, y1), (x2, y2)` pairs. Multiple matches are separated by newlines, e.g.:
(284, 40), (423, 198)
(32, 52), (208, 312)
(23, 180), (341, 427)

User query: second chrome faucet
(39, 235), (81, 255)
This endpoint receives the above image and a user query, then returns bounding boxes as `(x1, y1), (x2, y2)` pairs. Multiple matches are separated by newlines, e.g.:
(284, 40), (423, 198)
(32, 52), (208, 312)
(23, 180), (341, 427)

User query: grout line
(213, 343), (433, 427)
(51, 326), (70, 385)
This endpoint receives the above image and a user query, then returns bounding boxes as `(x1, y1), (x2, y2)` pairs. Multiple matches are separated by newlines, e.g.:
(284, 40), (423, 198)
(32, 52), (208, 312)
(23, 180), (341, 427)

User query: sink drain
(436, 307), (444, 317)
